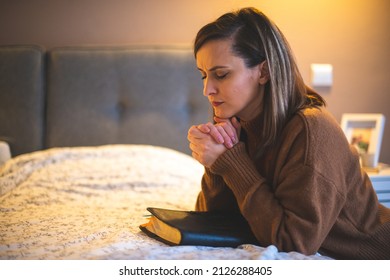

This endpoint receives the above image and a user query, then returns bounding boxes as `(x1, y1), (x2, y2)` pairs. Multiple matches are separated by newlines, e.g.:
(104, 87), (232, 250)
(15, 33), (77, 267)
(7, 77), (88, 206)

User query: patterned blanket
(0, 145), (329, 260)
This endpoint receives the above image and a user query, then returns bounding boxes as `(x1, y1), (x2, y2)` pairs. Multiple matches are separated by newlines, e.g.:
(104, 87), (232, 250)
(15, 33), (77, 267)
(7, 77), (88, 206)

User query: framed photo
(340, 114), (385, 168)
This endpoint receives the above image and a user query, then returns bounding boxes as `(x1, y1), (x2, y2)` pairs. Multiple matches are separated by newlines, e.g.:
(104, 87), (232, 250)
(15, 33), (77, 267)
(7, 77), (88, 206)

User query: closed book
(139, 207), (259, 247)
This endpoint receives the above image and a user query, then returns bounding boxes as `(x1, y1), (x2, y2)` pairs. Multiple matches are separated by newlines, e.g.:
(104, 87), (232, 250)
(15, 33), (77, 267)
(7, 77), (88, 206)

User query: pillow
(0, 141), (11, 165)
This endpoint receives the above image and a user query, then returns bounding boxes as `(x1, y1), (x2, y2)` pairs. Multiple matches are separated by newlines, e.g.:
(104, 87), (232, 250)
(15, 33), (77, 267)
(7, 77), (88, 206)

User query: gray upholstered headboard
(0, 45), (45, 156)
(0, 45), (210, 157)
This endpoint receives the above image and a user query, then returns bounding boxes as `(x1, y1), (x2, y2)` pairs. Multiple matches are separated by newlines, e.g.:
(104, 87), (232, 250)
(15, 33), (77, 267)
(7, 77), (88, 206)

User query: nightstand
(366, 164), (390, 208)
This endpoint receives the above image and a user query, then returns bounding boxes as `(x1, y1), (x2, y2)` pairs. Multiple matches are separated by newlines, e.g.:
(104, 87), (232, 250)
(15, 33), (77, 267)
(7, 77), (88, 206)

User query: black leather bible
(139, 207), (258, 247)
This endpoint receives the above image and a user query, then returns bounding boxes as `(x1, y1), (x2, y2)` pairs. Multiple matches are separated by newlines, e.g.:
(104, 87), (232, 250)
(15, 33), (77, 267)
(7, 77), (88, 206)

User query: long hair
(194, 7), (325, 152)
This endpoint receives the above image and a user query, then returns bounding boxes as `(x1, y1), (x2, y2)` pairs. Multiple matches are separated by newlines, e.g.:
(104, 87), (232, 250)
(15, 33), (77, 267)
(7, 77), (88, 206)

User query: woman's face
(196, 39), (265, 121)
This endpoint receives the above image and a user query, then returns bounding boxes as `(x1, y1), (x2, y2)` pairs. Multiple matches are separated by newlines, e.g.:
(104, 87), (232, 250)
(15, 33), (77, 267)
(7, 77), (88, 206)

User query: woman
(187, 7), (390, 259)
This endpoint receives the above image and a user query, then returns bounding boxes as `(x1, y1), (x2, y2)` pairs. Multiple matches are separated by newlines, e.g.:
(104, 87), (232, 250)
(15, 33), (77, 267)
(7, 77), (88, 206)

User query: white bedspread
(0, 145), (330, 260)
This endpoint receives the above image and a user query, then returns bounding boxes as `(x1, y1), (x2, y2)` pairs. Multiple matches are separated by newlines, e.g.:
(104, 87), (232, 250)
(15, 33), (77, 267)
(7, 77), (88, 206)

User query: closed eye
(216, 73), (228, 80)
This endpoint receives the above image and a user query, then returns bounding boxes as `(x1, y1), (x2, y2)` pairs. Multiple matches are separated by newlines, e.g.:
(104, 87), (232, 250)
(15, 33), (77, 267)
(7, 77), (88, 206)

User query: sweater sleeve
(208, 114), (347, 255)
(195, 167), (241, 213)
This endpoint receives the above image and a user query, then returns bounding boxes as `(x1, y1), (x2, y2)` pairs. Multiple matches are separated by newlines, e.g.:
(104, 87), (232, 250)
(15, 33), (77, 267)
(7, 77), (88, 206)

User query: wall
(1, 0), (389, 163)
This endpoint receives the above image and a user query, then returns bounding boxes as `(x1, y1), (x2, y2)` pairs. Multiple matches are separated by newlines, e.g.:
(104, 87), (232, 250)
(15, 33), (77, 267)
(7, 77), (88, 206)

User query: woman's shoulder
(291, 107), (354, 165)
(280, 107), (338, 144)
(294, 107), (343, 137)
(279, 107), (348, 161)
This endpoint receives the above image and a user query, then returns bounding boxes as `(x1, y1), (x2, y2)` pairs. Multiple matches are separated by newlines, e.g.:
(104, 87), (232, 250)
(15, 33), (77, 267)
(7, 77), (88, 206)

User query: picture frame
(340, 113), (385, 168)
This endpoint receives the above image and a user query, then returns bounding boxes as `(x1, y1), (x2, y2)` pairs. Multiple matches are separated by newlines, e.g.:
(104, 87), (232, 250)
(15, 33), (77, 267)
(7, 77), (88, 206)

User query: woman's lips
(211, 101), (224, 107)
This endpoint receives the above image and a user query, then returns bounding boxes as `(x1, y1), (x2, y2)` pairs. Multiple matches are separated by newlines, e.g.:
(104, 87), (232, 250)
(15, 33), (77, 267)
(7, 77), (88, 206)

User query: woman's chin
(214, 110), (234, 120)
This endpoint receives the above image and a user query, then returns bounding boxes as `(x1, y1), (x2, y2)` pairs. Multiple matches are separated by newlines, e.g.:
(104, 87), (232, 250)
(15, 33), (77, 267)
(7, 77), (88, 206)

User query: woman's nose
(203, 78), (216, 96)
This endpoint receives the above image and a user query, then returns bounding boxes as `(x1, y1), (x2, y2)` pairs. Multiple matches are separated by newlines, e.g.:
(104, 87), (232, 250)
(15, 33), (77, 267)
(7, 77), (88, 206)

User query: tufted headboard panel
(46, 46), (209, 154)
(0, 45), (45, 156)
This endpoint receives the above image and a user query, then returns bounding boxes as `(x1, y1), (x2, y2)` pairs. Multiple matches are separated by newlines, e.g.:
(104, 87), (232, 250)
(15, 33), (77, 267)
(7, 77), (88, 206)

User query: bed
(0, 144), (330, 260)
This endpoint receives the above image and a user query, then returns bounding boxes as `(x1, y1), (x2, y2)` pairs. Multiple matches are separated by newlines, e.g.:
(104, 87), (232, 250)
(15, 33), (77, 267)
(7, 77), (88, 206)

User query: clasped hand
(187, 117), (241, 168)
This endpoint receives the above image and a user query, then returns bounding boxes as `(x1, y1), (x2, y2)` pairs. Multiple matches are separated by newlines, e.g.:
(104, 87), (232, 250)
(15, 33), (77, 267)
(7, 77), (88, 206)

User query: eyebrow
(197, 66), (229, 72)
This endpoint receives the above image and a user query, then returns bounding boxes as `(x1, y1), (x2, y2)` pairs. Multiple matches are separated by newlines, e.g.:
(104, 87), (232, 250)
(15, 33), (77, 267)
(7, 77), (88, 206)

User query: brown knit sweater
(196, 107), (390, 259)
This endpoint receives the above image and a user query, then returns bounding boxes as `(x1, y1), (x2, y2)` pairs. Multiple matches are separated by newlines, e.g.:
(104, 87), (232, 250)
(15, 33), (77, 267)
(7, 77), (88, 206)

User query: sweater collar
(240, 111), (263, 138)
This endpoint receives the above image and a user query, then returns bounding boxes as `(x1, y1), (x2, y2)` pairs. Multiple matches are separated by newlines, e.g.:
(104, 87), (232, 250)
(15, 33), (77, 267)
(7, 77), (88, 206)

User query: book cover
(139, 207), (259, 247)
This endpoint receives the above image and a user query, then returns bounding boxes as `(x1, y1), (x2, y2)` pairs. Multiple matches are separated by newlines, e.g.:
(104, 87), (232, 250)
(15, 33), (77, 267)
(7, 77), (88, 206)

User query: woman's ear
(258, 60), (270, 85)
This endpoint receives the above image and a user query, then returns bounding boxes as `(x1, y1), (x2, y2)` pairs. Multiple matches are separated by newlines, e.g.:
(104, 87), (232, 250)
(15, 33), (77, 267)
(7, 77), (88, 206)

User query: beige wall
(1, 0), (390, 163)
